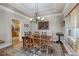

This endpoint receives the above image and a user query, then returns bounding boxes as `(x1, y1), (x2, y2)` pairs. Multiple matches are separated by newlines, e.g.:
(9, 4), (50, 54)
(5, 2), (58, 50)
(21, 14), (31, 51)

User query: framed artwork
(38, 21), (49, 30)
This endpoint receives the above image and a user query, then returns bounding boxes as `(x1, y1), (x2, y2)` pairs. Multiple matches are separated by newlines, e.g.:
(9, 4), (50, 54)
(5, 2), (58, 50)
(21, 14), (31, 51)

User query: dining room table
(22, 34), (53, 55)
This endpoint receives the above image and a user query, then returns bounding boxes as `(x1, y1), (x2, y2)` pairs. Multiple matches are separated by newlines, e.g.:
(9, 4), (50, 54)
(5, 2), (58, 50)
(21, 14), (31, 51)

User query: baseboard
(0, 42), (12, 49)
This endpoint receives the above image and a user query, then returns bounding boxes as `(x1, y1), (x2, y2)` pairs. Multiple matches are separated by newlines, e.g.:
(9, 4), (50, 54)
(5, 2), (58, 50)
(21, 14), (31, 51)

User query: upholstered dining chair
(41, 32), (48, 44)
(33, 31), (40, 36)
(41, 32), (47, 38)
(40, 32), (48, 54)
(24, 31), (32, 36)
(22, 36), (32, 51)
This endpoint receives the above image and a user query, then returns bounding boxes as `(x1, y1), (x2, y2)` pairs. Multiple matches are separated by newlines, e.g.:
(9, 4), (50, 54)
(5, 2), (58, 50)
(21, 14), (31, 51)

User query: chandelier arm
(30, 3), (44, 22)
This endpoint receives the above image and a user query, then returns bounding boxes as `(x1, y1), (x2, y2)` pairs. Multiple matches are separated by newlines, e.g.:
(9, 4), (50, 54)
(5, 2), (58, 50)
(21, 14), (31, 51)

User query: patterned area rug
(0, 42), (65, 56)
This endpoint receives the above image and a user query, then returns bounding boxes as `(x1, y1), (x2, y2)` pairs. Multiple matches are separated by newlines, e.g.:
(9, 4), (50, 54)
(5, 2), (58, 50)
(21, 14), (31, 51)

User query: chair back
(24, 31), (32, 36)
(33, 31), (40, 37)
(41, 32), (47, 39)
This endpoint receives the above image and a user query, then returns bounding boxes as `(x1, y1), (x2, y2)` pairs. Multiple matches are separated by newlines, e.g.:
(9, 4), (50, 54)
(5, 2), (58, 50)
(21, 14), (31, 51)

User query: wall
(0, 5), (30, 49)
(30, 15), (64, 41)
(0, 8), (12, 49)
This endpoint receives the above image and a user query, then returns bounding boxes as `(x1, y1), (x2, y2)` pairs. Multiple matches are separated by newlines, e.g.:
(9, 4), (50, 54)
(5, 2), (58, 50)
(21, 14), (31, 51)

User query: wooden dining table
(22, 34), (54, 55)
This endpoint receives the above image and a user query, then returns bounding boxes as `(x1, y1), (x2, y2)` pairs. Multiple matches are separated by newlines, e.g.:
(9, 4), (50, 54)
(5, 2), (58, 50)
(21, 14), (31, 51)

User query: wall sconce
(24, 24), (29, 28)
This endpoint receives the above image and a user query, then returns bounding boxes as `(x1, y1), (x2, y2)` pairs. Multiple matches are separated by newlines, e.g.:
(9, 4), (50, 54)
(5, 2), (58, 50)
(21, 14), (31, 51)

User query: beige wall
(0, 6), (30, 49)
(30, 15), (64, 41)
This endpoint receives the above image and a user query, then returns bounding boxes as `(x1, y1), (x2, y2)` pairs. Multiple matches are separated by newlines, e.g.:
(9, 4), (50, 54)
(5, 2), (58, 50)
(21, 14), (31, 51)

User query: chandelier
(30, 3), (45, 23)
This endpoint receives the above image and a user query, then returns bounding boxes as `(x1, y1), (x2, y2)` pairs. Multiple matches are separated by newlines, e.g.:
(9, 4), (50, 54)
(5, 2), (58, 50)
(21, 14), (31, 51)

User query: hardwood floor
(12, 37), (21, 48)
(53, 43), (64, 56)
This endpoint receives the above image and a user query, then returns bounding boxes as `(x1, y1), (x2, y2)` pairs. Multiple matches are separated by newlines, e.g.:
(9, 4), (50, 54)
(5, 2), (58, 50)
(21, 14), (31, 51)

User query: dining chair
(22, 36), (32, 51)
(40, 32), (48, 54)
(33, 31), (40, 36)
(24, 31), (32, 36)
(41, 32), (47, 38)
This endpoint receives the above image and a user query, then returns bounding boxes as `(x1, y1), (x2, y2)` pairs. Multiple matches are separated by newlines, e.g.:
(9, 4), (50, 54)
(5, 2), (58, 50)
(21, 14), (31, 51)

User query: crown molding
(43, 13), (63, 17)
(0, 5), (30, 19)
(8, 3), (32, 17)
(0, 5), (24, 17)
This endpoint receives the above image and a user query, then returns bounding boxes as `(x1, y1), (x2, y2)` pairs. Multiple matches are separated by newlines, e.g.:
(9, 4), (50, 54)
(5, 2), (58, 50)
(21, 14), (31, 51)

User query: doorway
(12, 19), (20, 48)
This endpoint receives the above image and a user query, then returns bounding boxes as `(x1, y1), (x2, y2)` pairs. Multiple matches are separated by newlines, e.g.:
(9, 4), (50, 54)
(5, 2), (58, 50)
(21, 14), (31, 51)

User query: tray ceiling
(0, 3), (66, 17)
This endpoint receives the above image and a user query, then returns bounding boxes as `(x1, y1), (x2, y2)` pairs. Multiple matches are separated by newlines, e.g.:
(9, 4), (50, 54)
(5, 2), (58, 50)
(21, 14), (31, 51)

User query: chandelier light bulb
(30, 18), (33, 21)
(41, 17), (45, 21)
(37, 17), (41, 19)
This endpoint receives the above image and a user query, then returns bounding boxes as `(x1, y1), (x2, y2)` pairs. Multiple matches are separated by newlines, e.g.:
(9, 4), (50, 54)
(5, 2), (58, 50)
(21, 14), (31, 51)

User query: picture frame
(38, 21), (49, 30)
